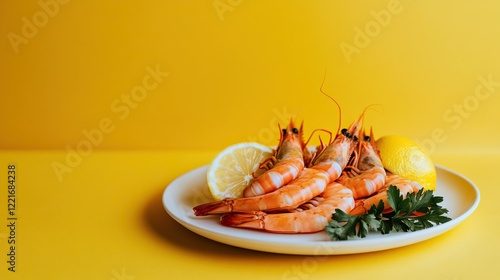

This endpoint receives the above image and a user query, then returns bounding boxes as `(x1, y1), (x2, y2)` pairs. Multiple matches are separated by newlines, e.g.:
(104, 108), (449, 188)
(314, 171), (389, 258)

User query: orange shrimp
(336, 128), (386, 199)
(349, 173), (423, 215)
(243, 119), (306, 197)
(194, 168), (330, 215)
(219, 182), (355, 233)
(193, 87), (367, 217)
(192, 112), (363, 216)
(306, 109), (365, 179)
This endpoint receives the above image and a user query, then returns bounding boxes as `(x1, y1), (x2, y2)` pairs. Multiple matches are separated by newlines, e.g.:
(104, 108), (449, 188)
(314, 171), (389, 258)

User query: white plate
(162, 165), (480, 255)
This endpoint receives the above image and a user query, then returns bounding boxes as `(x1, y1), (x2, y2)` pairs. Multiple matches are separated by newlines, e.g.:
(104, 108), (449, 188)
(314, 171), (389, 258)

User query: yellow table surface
(0, 150), (494, 280)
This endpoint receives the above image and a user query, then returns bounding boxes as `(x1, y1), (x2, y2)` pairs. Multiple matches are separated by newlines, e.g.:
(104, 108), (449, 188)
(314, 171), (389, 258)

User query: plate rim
(162, 164), (480, 255)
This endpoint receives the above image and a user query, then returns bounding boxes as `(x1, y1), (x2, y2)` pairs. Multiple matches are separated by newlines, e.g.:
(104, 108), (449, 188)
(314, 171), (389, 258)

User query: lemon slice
(376, 135), (437, 191)
(207, 142), (273, 200)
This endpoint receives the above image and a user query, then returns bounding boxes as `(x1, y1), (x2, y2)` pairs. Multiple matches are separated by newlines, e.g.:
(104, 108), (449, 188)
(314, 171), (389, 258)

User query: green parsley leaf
(325, 186), (452, 240)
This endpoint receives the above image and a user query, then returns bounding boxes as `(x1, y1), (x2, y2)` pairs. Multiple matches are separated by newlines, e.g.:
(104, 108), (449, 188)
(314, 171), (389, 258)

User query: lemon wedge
(207, 142), (273, 200)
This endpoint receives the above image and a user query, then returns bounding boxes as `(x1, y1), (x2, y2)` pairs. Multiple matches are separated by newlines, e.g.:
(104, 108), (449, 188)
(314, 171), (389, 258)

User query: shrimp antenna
(304, 128), (332, 147)
(357, 104), (383, 134)
(319, 72), (342, 137)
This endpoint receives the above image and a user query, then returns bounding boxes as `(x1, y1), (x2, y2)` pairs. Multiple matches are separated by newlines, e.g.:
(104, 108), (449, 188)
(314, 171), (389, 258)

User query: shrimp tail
(193, 199), (233, 216)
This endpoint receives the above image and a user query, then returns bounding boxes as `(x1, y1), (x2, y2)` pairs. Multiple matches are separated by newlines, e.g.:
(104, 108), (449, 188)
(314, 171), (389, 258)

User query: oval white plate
(162, 165), (480, 255)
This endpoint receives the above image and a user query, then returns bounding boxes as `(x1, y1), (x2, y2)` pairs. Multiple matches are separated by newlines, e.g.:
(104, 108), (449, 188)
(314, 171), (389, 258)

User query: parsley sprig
(325, 186), (452, 241)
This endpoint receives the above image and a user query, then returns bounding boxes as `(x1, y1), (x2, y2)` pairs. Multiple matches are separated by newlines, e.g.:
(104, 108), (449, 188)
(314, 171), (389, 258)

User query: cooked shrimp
(193, 113), (363, 216)
(193, 89), (368, 217)
(307, 109), (365, 181)
(193, 167), (330, 215)
(220, 182), (355, 233)
(243, 119), (305, 197)
(349, 173), (423, 215)
(336, 128), (386, 199)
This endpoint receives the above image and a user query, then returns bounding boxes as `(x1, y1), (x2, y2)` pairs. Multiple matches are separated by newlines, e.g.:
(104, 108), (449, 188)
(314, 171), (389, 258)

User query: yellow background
(1, 0), (500, 153)
(0, 1), (499, 279)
